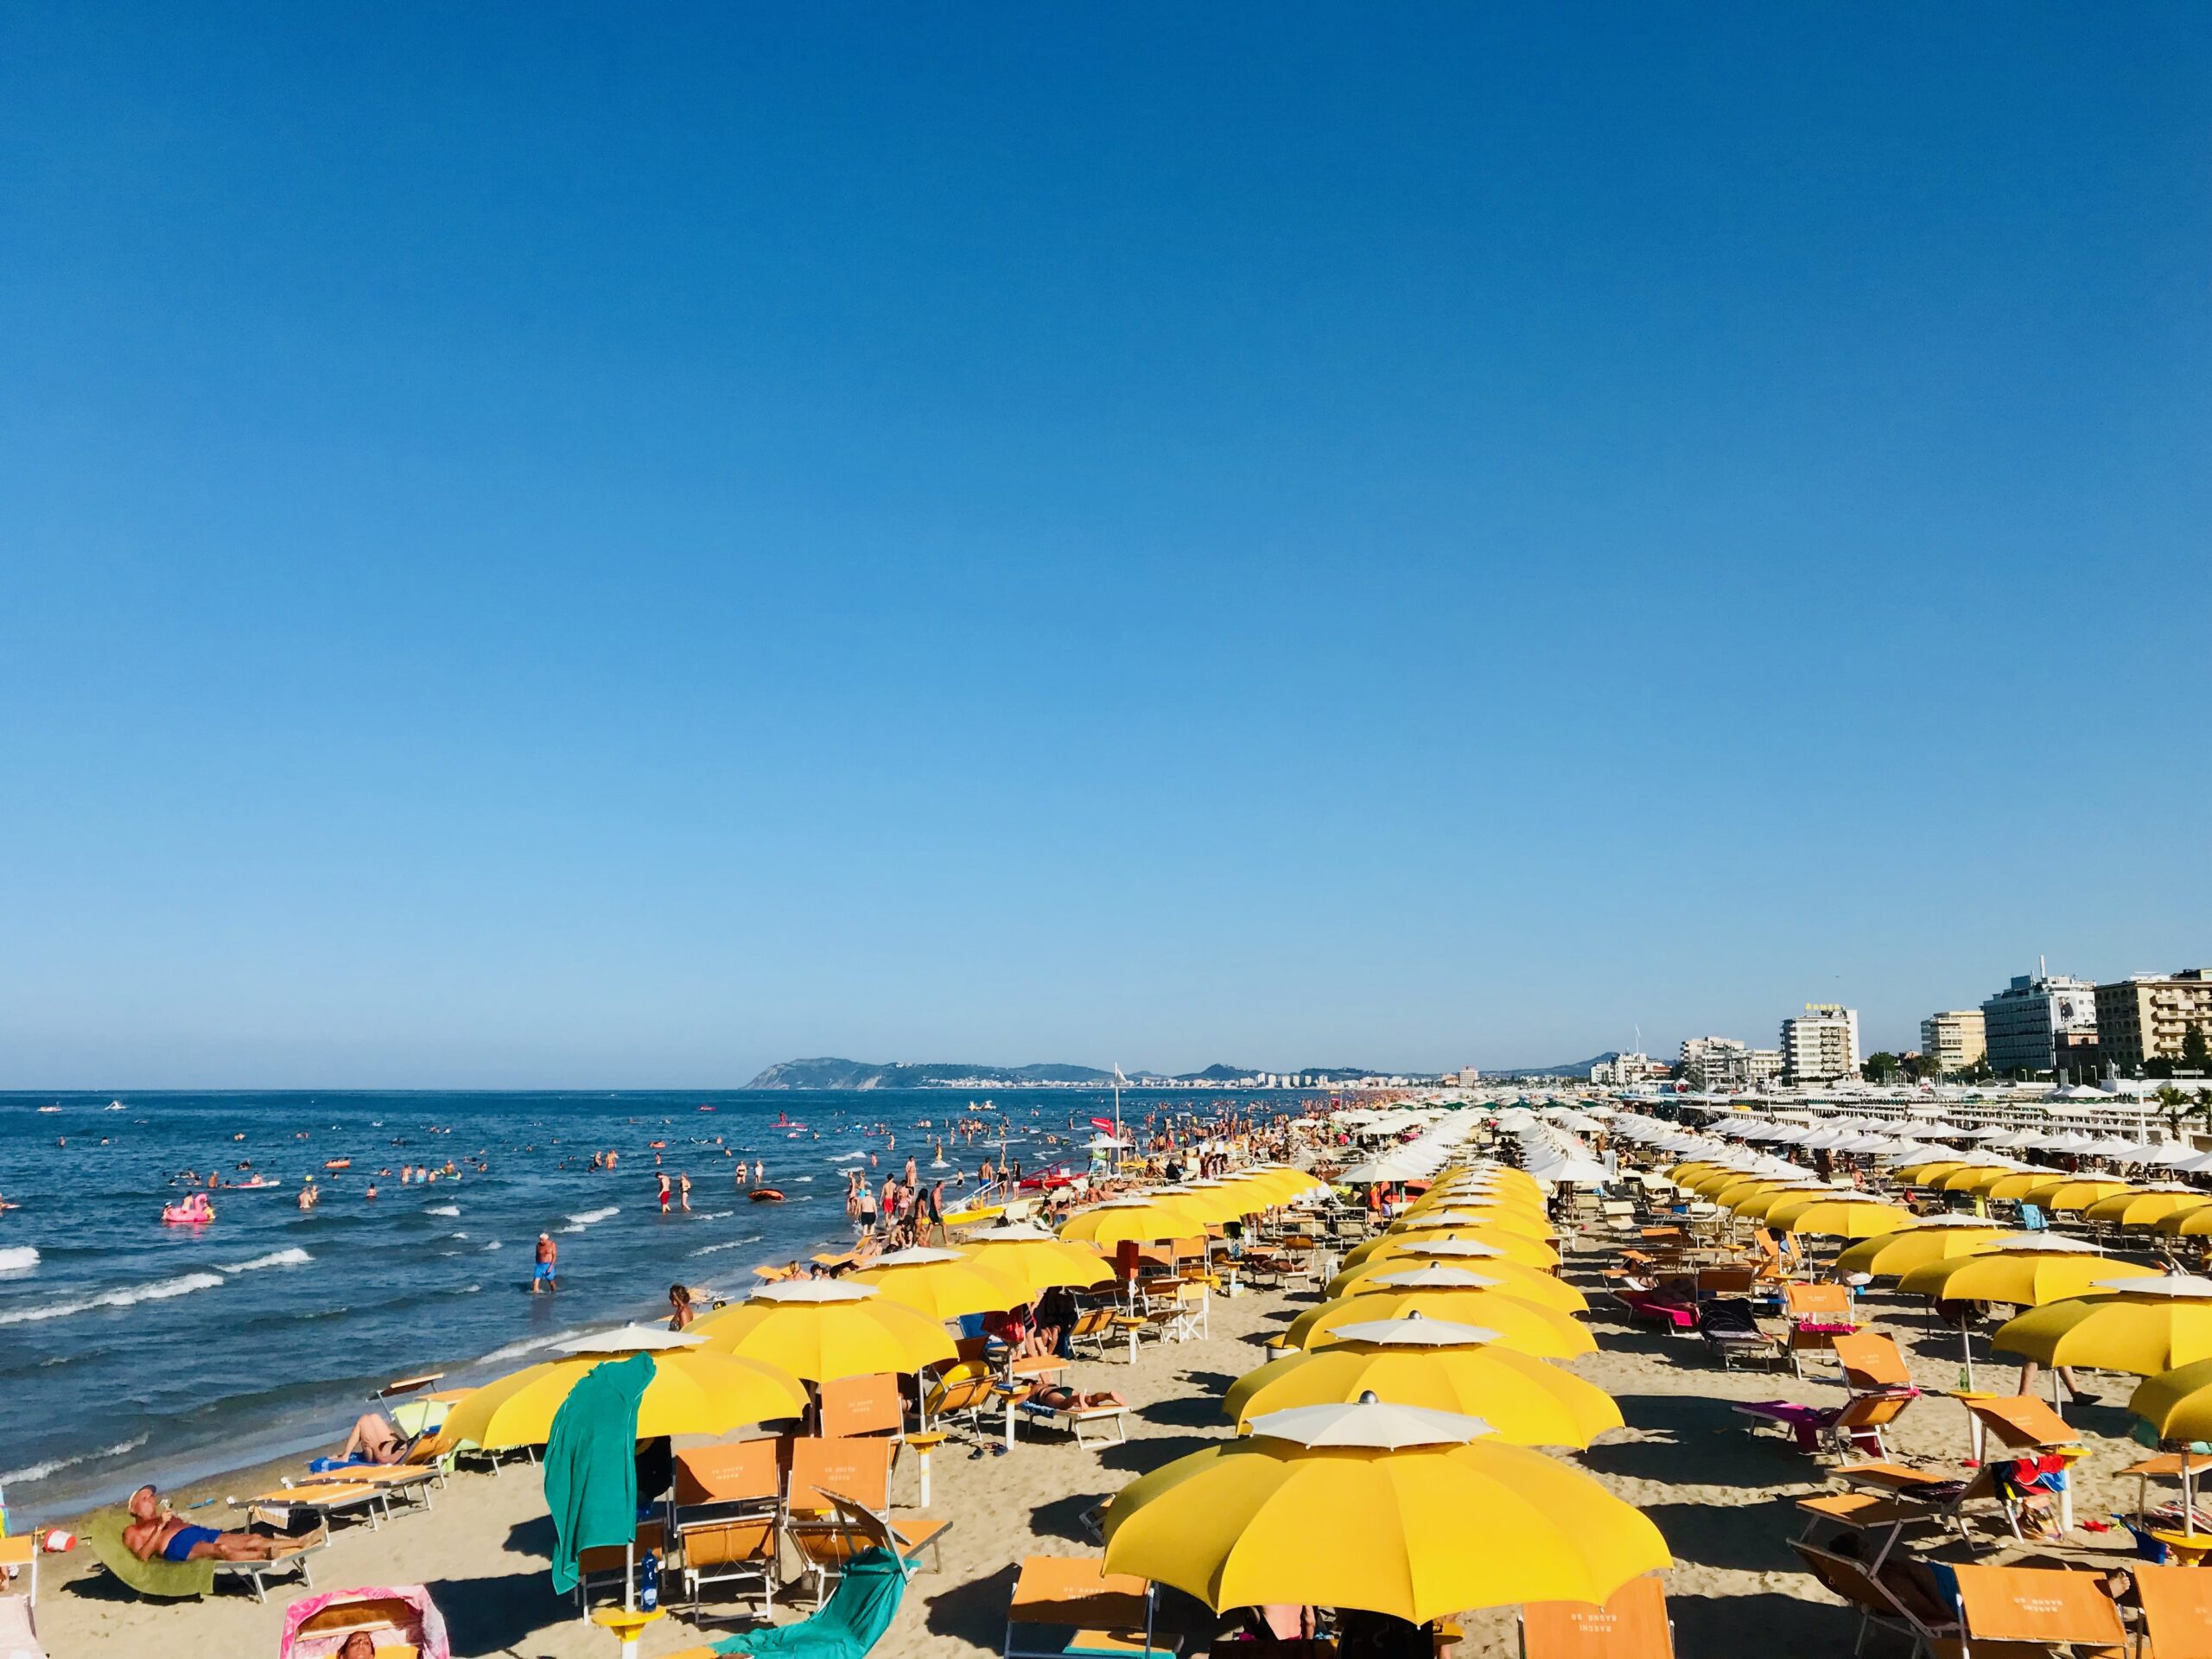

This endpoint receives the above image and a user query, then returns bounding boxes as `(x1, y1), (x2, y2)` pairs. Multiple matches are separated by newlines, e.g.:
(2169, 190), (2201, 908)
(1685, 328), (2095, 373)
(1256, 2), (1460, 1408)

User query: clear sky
(4, 5), (2208, 1087)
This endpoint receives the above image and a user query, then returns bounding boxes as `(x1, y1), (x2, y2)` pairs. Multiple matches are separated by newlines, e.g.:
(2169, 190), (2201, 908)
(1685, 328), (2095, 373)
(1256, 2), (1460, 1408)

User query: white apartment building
(1590, 1052), (1649, 1087)
(1920, 1009), (1987, 1073)
(1781, 1005), (1860, 1084)
(1981, 969), (2098, 1075)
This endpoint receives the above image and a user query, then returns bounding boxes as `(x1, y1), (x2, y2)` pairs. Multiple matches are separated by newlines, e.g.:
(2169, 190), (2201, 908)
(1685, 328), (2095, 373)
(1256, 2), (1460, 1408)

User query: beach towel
(543, 1351), (656, 1595)
(82, 1510), (215, 1600)
(707, 1549), (905, 1659)
(281, 1585), (452, 1659)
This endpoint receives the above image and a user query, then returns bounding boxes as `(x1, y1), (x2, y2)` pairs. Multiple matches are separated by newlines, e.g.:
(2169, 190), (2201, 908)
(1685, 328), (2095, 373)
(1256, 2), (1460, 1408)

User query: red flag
(1089, 1116), (1116, 1132)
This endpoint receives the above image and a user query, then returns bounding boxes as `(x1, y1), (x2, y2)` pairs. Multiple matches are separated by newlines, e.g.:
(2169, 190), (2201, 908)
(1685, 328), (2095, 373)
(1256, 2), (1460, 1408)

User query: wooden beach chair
(672, 1440), (783, 1622)
(1003, 1555), (1172, 1659)
(1518, 1575), (1672, 1657)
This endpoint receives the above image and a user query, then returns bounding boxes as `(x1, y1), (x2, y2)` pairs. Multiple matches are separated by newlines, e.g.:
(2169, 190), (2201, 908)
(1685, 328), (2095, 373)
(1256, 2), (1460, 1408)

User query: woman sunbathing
(337, 1412), (412, 1465)
(1029, 1384), (1126, 1410)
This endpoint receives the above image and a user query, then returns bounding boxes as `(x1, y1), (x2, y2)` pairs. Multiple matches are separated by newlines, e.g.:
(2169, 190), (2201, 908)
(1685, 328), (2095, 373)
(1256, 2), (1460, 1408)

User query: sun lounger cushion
(83, 1510), (215, 1600)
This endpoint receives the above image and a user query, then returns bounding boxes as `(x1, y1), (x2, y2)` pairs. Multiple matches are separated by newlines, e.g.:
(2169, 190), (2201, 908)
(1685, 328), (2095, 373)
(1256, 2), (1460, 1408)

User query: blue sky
(4, 5), (2208, 1086)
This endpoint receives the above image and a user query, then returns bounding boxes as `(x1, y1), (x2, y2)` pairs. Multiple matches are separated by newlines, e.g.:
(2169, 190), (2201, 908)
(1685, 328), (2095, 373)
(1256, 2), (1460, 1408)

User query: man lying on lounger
(123, 1484), (283, 1562)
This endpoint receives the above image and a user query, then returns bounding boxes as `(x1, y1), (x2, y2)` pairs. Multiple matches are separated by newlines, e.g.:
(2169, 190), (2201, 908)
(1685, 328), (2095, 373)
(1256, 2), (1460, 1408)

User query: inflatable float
(748, 1188), (785, 1203)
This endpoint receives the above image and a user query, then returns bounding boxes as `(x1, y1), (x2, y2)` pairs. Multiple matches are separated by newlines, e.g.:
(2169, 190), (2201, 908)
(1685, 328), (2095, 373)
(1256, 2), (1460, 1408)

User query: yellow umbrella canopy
(1327, 1251), (1586, 1313)
(1897, 1236), (2141, 1305)
(2132, 1357), (2212, 1443)
(1980, 1169), (2063, 1202)
(1167, 1181), (1268, 1224)
(1731, 1185), (1836, 1223)
(2084, 1191), (2212, 1230)
(692, 1280), (957, 1381)
(1339, 1229), (1560, 1275)
(1059, 1195), (1213, 1248)
(849, 1247), (1030, 1320)
(1404, 1184), (1548, 1217)
(1834, 1218), (2008, 1279)
(1935, 1163), (2022, 1194)
(445, 1349), (806, 1449)
(2159, 1206), (2212, 1237)
(1771, 1198), (1916, 1240)
(1224, 1317), (1621, 1447)
(1102, 1401), (1669, 1624)
(1710, 1176), (1796, 1208)
(2023, 1178), (2137, 1214)
(958, 1223), (1114, 1294)
(1893, 1160), (1970, 1185)
(1287, 1275), (1595, 1357)
(1683, 1167), (1758, 1198)
(1993, 1276), (2212, 1376)
(1384, 1209), (1555, 1243)
(1664, 1160), (1729, 1184)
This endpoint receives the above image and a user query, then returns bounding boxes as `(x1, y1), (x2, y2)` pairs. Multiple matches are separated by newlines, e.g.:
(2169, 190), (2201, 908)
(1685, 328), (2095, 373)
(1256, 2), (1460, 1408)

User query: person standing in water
(657, 1172), (671, 1212)
(533, 1231), (558, 1293)
(679, 1172), (692, 1211)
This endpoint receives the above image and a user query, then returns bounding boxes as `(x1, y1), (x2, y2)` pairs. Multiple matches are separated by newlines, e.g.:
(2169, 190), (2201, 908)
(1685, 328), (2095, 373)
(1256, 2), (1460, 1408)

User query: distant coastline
(746, 1056), (1445, 1090)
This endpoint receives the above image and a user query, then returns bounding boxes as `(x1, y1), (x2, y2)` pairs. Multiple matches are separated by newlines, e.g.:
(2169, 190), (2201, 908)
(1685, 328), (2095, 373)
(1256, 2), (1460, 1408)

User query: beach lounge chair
(1783, 1282), (1859, 1377)
(1791, 1539), (1952, 1656)
(1014, 1391), (1130, 1451)
(662, 1534), (910, 1659)
(673, 1441), (785, 1623)
(1517, 1575), (1672, 1658)
(819, 1374), (906, 1445)
(1833, 1332), (1916, 1394)
(1003, 1556), (1172, 1659)
(281, 1584), (452, 1659)
(920, 1364), (1002, 1440)
(1944, 1562), (2126, 1656)
(1734, 1388), (1916, 1460)
(575, 1519), (666, 1620)
(83, 1509), (324, 1604)
(242, 1476), (422, 1533)
(784, 1438), (949, 1608)
(1698, 1299), (1783, 1370)
(0, 1536), (34, 1612)
(2134, 1563), (2212, 1659)
(1067, 1305), (1118, 1359)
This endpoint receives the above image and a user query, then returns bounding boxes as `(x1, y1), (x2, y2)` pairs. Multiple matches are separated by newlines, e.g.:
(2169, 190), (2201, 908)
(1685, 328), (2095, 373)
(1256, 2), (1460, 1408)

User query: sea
(0, 1087), (1306, 1522)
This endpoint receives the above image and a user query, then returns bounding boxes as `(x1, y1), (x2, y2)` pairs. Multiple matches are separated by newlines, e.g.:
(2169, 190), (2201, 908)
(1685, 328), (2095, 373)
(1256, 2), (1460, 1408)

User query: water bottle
(639, 1549), (659, 1612)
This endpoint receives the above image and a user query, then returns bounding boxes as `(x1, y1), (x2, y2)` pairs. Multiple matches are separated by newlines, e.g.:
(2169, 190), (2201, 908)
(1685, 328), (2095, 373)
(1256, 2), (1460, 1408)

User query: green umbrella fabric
(83, 1510), (216, 1599)
(708, 1550), (906, 1657)
(543, 1350), (656, 1594)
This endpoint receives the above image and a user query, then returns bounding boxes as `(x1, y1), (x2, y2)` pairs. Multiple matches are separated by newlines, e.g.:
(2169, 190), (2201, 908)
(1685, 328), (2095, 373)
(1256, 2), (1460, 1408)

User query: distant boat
(36, 1106), (60, 1114)
(105, 1101), (125, 1111)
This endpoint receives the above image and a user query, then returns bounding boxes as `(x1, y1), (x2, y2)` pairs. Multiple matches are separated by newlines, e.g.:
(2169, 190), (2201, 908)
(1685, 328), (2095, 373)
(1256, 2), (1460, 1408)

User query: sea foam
(0, 1246), (39, 1274)
(2, 1433), (149, 1485)
(0, 1271), (226, 1326)
(220, 1247), (312, 1274)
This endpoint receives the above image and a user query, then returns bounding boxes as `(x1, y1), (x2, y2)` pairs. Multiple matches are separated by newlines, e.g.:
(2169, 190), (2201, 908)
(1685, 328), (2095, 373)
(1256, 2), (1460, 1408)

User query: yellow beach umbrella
(1772, 1198), (1916, 1240)
(1732, 1185), (1835, 1223)
(1935, 1164), (2021, 1194)
(2023, 1178), (2136, 1214)
(958, 1223), (1113, 1294)
(1710, 1175), (1795, 1207)
(1684, 1168), (1758, 1198)
(2085, 1191), (2212, 1230)
(1167, 1181), (1267, 1225)
(1224, 1317), (1621, 1447)
(1287, 1274), (1595, 1357)
(1326, 1251), (1586, 1312)
(1385, 1209), (1555, 1243)
(692, 1280), (957, 1381)
(1894, 1160), (1969, 1186)
(1340, 1229), (1559, 1275)
(849, 1246), (1029, 1321)
(445, 1348), (805, 1449)
(1897, 1238), (2140, 1305)
(1102, 1400), (1669, 1624)
(1993, 1276), (2212, 1376)
(2133, 1358), (2212, 1445)
(2158, 1206), (2212, 1237)
(1060, 1195), (1212, 1248)
(1835, 1218), (2008, 1279)
(1980, 1169), (2063, 1203)
(1406, 1183), (1548, 1214)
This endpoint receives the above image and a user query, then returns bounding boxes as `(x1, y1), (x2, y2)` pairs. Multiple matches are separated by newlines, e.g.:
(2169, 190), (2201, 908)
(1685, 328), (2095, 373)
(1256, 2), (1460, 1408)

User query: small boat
(748, 1187), (785, 1203)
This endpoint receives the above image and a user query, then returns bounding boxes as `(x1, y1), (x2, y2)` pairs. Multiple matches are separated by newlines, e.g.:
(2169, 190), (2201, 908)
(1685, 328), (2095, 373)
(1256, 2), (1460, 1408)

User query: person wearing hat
(532, 1231), (558, 1293)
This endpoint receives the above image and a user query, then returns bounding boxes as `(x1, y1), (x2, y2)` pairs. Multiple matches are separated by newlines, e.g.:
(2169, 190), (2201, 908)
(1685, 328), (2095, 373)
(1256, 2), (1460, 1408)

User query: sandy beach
(25, 1211), (2179, 1659)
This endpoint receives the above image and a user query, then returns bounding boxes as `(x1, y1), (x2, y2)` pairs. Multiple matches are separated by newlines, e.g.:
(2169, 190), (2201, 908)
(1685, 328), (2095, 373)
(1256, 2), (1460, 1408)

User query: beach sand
(29, 1230), (2169, 1656)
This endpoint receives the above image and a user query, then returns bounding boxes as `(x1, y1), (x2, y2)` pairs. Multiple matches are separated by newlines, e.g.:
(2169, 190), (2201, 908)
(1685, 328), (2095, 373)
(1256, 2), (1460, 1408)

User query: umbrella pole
(2187, 1451), (2196, 1538)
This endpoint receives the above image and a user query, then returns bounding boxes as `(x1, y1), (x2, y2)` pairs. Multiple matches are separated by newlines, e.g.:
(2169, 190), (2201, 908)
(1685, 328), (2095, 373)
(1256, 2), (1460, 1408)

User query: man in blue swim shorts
(532, 1231), (558, 1293)
(123, 1484), (283, 1562)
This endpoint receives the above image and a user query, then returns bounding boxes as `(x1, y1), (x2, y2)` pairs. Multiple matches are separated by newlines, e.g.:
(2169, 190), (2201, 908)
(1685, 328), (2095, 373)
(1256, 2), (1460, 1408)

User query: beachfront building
(1677, 1035), (1779, 1093)
(1781, 1005), (1859, 1084)
(2094, 969), (2212, 1071)
(1981, 969), (2098, 1075)
(1919, 1009), (1987, 1073)
(1590, 1052), (1650, 1087)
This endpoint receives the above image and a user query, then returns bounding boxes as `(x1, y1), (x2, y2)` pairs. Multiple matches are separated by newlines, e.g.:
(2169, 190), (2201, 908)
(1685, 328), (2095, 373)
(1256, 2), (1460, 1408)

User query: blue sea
(0, 1088), (1304, 1522)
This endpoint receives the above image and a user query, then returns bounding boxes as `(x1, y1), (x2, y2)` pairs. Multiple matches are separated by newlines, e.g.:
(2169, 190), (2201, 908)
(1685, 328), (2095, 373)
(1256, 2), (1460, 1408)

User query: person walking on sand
(533, 1231), (558, 1293)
